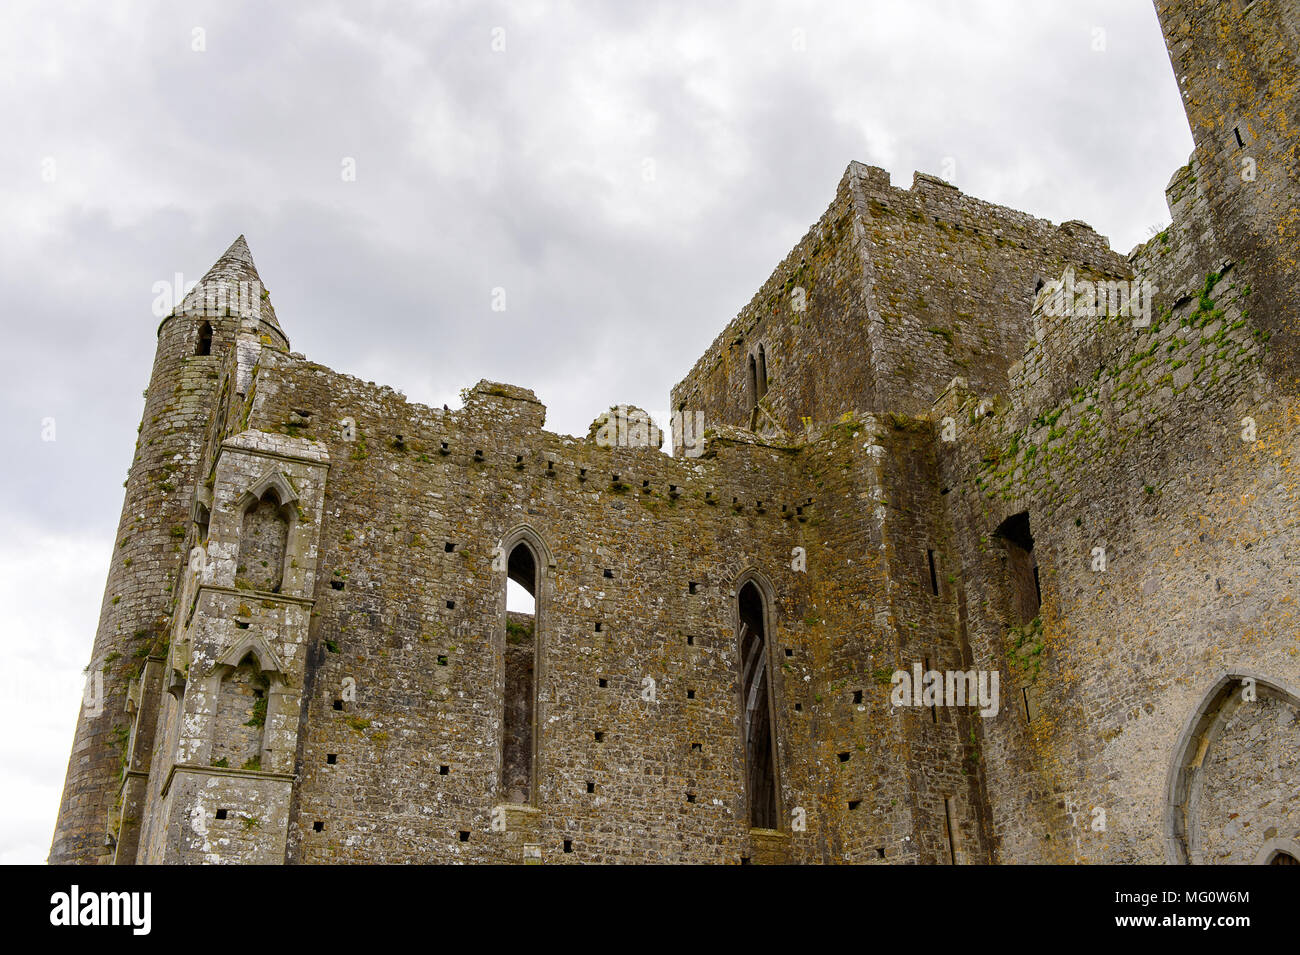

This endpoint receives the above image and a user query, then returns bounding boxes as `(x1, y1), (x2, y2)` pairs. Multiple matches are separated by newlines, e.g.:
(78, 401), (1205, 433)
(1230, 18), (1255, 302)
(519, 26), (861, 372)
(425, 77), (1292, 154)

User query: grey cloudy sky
(0, 0), (1191, 863)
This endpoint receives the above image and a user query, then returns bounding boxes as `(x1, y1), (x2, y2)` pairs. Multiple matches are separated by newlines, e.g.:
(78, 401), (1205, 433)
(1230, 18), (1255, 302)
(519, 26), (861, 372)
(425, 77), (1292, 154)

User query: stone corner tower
(49, 236), (285, 864)
(1154, 0), (1300, 386)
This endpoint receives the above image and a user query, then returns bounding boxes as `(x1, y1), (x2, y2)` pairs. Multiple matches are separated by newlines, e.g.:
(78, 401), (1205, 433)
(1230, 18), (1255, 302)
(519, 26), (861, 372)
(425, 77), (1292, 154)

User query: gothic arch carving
(238, 469), (299, 511)
(214, 632), (286, 681)
(201, 633), (289, 773)
(236, 470), (298, 594)
(1164, 669), (1300, 864)
(1254, 837), (1300, 865)
(499, 522), (556, 573)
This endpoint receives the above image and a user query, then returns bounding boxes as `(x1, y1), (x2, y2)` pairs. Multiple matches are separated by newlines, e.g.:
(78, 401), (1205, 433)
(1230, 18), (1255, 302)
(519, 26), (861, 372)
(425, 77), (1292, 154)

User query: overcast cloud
(0, 0), (1192, 863)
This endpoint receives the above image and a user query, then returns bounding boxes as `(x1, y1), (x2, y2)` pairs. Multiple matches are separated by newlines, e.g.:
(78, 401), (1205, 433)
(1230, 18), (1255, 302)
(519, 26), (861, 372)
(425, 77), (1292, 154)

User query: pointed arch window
(196, 321), (213, 356)
(738, 578), (779, 829)
(208, 635), (286, 773)
(236, 471), (298, 594)
(498, 527), (551, 806)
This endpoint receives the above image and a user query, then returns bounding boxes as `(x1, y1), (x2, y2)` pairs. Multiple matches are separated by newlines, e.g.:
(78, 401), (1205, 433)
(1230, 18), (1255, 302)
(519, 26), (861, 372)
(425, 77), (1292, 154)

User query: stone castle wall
(50, 0), (1300, 865)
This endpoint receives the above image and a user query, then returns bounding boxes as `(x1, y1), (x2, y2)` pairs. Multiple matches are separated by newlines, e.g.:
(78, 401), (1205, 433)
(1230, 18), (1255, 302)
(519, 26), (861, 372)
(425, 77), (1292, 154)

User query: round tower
(49, 236), (287, 863)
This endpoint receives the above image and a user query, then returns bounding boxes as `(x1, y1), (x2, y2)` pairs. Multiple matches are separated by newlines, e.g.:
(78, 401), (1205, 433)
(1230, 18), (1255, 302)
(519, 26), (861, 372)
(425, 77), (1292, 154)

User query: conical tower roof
(169, 235), (287, 348)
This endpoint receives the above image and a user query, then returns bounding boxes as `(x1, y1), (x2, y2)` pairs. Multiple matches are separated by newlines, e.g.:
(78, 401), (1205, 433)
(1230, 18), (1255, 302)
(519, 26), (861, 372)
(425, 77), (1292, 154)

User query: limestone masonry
(51, 0), (1299, 864)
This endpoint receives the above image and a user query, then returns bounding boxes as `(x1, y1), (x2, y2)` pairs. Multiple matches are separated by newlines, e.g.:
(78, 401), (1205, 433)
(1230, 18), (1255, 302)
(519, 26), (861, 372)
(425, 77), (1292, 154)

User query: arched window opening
(238, 490), (290, 593)
(502, 541), (537, 804)
(747, 354), (759, 429)
(994, 511), (1039, 625)
(196, 321), (213, 357)
(1168, 674), (1300, 864)
(738, 580), (778, 829)
(211, 653), (267, 771)
(1271, 852), (1298, 865)
(756, 345), (769, 400)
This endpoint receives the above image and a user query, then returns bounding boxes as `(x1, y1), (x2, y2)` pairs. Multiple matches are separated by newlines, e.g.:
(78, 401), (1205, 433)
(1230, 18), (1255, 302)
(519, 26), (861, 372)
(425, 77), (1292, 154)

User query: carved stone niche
(235, 470), (299, 595)
(201, 632), (291, 773)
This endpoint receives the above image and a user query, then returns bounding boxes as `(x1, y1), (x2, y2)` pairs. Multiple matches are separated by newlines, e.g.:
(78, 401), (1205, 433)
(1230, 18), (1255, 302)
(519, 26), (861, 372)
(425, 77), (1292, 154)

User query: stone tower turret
(1154, 0), (1300, 386)
(49, 236), (286, 863)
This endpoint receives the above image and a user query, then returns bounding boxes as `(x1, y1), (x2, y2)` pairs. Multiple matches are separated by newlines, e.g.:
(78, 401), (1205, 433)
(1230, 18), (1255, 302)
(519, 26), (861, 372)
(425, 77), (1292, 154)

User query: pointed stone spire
(172, 235), (288, 350)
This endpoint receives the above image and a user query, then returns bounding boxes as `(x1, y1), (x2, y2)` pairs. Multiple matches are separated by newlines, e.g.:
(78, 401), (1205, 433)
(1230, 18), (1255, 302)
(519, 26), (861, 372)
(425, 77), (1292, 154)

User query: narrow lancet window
(738, 581), (778, 829)
(502, 542), (538, 804)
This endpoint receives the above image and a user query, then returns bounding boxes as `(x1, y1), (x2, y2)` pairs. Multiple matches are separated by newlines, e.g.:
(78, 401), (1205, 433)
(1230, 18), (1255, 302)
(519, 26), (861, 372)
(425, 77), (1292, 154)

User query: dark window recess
(994, 511), (1040, 625)
(598, 678), (608, 688)
(594, 732), (605, 742)
(439, 765), (449, 775)
(330, 580), (344, 591)
(1234, 126), (1245, 148)
(686, 793), (696, 803)
(689, 581), (698, 594)
(444, 542), (455, 553)
(927, 549), (940, 595)
(853, 690), (863, 704)
(747, 354), (759, 424)
(848, 800), (861, 811)
(686, 635), (695, 646)
(876, 847), (885, 859)
(595, 621), (603, 633)
(459, 831), (470, 842)
(691, 742), (702, 752)
(603, 568), (613, 578)
(196, 321), (212, 356)
(236, 621), (249, 630)
(501, 540), (538, 806)
(326, 753), (337, 765)
(837, 752), (850, 762)
(332, 700), (343, 711)
(586, 781), (594, 793)
(563, 840), (573, 854)
(437, 655), (448, 666)
(215, 809), (228, 820)
(446, 600), (455, 609)
(687, 689), (696, 700)
(925, 656), (938, 723)
(313, 821), (324, 832)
